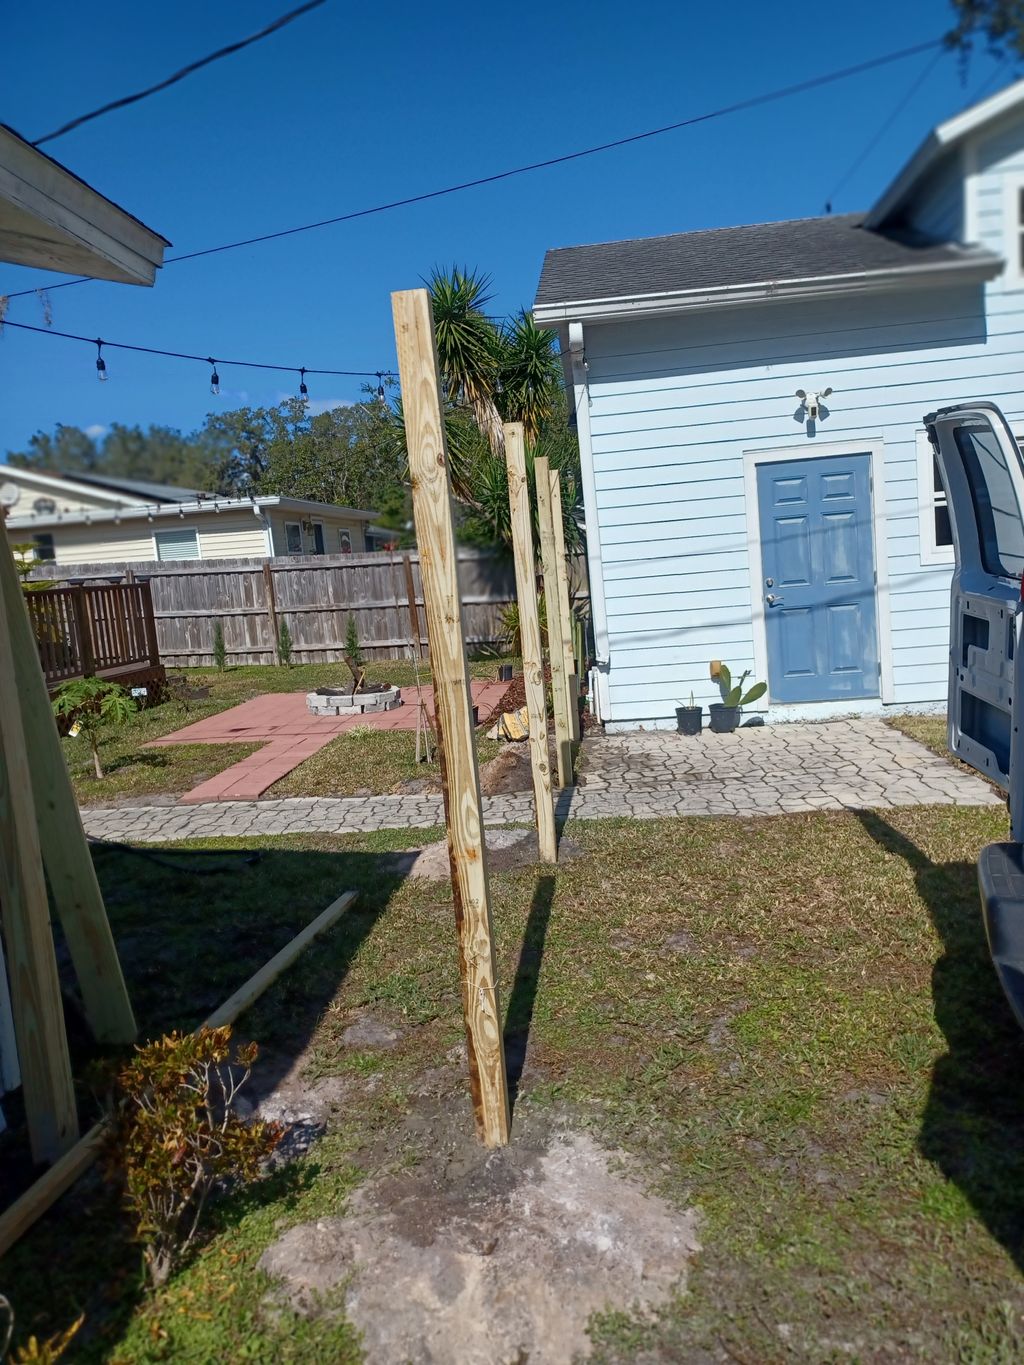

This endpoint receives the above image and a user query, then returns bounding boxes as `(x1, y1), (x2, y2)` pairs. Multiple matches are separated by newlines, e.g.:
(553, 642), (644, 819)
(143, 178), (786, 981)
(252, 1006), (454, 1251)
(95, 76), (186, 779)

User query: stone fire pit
(306, 685), (402, 717)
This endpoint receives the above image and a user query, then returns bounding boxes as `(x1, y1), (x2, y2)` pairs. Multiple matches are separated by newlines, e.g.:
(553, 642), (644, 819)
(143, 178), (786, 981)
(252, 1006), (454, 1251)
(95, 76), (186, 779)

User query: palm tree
(428, 267), (505, 460)
(497, 312), (563, 444)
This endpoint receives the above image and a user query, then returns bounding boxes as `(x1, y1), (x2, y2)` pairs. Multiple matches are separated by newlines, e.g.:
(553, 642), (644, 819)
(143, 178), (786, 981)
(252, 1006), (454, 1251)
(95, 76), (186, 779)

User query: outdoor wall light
(795, 387), (832, 421)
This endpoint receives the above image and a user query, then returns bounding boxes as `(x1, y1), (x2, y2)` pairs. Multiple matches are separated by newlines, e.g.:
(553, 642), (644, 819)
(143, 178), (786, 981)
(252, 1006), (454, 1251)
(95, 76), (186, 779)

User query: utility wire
(32, 0), (328, 147)
(3, 36), (943, 303)
(824, 45), (947, 213)
(0, 317), (393, 379)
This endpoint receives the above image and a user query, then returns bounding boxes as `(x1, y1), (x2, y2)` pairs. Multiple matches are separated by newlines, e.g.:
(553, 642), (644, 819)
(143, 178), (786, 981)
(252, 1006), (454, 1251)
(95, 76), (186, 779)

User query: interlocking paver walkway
(145, 681), (509, 803)
(82, 717), (1003, 844)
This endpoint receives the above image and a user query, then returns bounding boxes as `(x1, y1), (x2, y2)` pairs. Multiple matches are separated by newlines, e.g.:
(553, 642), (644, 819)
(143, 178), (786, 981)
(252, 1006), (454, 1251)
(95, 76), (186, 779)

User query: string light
(376, 372), (386, 406)
(95, 338), (107, 381)
(299, 367), (309, 401)
(208, 358), (220, 395)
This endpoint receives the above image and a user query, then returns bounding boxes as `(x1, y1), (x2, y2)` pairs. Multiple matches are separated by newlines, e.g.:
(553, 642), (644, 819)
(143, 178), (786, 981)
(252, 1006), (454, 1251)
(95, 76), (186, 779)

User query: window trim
(1004, 176), (1024, 287)
(916, 429), (954, 566)
(32, 532), (55, 562)
(284, 520), (303, 555)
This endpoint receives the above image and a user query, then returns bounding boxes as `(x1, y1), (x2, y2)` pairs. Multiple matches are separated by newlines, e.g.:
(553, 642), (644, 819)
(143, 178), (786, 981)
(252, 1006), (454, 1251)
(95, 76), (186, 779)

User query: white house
(0, 465), (377, 564)
(534, 80), (1024, 729)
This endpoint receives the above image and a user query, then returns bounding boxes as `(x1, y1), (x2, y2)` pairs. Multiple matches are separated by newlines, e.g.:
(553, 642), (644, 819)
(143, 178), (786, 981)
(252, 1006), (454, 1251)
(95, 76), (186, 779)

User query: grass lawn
(6, 804), (1024, 1360)
(267, 728), (504, 797)
(66, 657), (514, 805)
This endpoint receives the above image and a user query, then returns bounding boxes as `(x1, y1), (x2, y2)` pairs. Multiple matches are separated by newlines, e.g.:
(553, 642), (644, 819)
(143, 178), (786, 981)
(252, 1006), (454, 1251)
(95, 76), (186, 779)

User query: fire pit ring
(306, 685), (402, 716)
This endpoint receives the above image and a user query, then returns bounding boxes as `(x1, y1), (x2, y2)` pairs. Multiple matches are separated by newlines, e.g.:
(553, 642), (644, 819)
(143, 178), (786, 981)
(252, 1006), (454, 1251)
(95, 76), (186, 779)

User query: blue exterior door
(756, 454), (879, 703)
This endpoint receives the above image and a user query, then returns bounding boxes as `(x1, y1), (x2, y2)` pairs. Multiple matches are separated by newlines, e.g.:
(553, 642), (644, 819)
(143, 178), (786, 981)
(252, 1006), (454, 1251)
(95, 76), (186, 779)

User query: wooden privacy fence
(34, 549), (558, 667)
(25, 582), (163, 692)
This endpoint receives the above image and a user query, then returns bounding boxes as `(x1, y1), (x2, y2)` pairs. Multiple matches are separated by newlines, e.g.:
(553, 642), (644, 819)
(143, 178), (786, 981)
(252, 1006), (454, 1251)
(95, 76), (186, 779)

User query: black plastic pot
(472, 704), (480, 726)
(675, 705), (702, 736)
(498, 664), (513, 682)
(708, 703), (741, 734)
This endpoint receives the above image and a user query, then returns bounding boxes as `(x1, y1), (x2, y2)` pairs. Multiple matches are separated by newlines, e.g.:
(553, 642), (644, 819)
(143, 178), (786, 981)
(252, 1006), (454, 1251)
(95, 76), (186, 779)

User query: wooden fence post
(262, 562), (280, 661)
(402, 553), (423, 657)
(69, 585), (94, 675)
(0, 540), (137, 1046)
(392, 287), (511, 1147)
(140, 580), (161, 668)
(548, 471), (581, 745)
(504, 423), (558, 861)
(0, 558), (79, 1163)
(534, 456), (572, 788)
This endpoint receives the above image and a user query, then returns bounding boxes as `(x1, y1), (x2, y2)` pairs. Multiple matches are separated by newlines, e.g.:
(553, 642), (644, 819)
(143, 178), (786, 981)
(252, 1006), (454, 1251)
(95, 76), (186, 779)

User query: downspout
(568, 322), (611, 723)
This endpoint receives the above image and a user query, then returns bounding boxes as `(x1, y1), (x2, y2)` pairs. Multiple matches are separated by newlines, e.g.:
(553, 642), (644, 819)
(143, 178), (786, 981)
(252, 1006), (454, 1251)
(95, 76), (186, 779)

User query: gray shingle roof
(68, 472), (205, 503)
(534, 212), (995, 308)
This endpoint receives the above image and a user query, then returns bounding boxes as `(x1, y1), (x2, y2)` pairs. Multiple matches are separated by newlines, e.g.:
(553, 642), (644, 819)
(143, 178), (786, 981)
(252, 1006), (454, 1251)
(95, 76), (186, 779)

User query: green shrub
(105, 1025), (280, 1288)
(276, 619), (293, 667)
(212, 620), (227, 671)
(52, 677), (135, 779)
(344, 615), (365, 692)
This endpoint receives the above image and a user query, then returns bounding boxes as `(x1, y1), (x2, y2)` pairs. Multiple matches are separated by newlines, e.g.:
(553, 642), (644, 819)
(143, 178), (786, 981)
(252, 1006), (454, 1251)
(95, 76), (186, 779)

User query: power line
(3, 36), (943, 303)
(32, 0), (328, 147)
(0, 318), (393, 387)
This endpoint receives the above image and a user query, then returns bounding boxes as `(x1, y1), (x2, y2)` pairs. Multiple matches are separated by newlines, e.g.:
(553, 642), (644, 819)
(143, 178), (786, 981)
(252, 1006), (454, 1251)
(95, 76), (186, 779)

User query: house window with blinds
(154, 527), (199, 561)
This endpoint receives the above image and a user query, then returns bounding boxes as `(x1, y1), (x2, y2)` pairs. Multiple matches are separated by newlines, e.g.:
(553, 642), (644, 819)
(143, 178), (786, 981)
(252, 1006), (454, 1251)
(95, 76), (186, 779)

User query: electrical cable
(32, 0), (328, 147)
(2, 36), (944, 303)
(0, 316), (394, 380)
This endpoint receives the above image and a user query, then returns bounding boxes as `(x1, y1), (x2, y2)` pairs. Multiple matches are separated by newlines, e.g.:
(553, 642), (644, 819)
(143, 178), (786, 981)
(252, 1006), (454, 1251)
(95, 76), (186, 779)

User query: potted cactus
(675, 691), (703, 736)
(708, 663), (767, 734)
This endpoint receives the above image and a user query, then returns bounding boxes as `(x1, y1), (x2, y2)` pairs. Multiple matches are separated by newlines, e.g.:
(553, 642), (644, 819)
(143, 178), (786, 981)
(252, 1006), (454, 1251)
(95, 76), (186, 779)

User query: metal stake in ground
(505, 423), (558, 862)
(391, 287), (511, 1147)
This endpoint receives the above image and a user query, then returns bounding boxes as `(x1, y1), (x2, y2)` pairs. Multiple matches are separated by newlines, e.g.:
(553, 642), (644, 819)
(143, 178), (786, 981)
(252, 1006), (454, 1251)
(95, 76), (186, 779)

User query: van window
(954, 422), (1024, 578)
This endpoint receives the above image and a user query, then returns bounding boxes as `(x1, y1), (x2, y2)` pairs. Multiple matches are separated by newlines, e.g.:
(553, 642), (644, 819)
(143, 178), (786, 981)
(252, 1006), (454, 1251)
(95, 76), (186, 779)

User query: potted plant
(675, 691), (702, 736)
(708, 664), (767, 734)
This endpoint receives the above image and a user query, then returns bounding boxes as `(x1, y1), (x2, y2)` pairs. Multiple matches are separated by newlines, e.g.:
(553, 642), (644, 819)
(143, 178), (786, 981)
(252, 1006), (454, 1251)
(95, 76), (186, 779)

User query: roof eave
(5, 494), (378, 531)
(533, 253), (1004, 326)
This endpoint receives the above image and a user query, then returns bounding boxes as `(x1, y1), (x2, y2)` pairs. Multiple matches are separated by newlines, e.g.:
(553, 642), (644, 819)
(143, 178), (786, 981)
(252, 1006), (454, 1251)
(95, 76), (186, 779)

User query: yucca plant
(499, 593), (548, 657)
(716, 663), (768, 708)
(497, 312), (563, 445)
(428, 267), (504, 460)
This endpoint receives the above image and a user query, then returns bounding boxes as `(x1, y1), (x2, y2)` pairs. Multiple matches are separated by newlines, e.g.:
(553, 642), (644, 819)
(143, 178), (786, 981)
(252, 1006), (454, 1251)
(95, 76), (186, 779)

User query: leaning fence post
(392, 286), (511, 1147)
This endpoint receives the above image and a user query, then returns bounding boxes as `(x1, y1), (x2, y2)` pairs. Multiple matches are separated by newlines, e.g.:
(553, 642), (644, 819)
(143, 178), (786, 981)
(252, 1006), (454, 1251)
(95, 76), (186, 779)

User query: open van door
(927, 400), (1024, 1025)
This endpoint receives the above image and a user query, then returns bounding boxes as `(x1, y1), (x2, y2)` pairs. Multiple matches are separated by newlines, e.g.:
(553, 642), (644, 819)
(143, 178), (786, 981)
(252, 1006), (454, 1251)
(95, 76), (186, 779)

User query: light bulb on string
(208, 358), (220, 395)
(376, 372), (386, 406)
(95, 338), (107, 382)
(299, 368), (309, 402)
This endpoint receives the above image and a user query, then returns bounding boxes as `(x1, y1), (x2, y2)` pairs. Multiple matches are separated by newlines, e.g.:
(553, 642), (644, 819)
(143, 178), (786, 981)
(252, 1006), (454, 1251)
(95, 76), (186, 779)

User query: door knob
(766, 593), (782, 605)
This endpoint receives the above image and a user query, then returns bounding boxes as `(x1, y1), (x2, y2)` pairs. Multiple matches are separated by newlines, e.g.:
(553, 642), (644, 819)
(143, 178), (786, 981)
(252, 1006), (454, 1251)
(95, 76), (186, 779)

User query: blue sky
(0, 0), (1014, 455)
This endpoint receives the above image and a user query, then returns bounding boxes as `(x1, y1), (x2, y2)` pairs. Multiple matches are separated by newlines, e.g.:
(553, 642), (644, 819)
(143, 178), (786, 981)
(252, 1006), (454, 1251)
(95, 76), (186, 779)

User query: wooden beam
(392, 287), (511, 1147)
(534, 456), (572, 788)
(0, 538), (136, 1045)
(548, 470), (581, 745)
(402, 553), (423, 657)
(504, 422), (558, 862)
(0, 888), (360, 1259)
(0, 563), (79, 1163)
(262, 563), (280, 661)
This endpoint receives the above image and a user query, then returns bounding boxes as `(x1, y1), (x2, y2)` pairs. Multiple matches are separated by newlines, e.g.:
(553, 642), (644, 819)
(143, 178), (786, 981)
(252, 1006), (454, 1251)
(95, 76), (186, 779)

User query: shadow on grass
(2, 839), (411, 1360)
(858, 812), (1024, 1271)
(103, 750), (171, 774)
(504, 873), (556, 1111)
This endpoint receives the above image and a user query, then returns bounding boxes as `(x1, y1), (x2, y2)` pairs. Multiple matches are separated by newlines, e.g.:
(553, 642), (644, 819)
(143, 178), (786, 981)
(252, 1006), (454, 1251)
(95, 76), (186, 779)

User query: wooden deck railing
(25, 582), (163, 691)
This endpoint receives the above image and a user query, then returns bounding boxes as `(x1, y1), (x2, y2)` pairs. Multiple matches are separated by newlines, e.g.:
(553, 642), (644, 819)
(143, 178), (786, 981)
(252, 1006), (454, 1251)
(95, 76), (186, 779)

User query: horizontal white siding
(8, 514), (269, 565)
(585, 279), (1024, 727)
(195, 513), (269, 559)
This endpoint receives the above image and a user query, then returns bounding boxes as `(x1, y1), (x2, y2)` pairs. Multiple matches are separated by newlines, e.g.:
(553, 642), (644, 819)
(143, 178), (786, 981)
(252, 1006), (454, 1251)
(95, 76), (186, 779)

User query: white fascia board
(865, 77), (1024, 229)
(6, 494), (377, 531)
(273, 497), (377, 520)
(0, 464), (137, 507)
(533, 254), (1004, 326)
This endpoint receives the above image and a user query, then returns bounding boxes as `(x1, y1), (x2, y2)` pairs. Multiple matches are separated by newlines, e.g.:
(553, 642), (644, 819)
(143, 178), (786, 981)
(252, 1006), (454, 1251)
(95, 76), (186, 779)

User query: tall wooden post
(392, 287), (511, 1147)
(548, 470), (581, 745)
(505, 423), (558, 862)
(0, 539), (136, 1046)
(402, 553), (423, 657)
(0, 564), (79, 1162)
(262, 562), (279, 660)
(534, 456), (572, 788)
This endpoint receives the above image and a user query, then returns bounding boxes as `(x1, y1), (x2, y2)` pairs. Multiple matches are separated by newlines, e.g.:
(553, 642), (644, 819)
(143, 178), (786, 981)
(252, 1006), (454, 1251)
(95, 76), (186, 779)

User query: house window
(285, 521), (303, 554)
(311, 521), (325, 554)
(32, 533), (55, 561)
(154, 527), (199, 561)
(1004, 179), (1024, 283)
(917, 431), (954, 566)
(339, 529), (353, 554)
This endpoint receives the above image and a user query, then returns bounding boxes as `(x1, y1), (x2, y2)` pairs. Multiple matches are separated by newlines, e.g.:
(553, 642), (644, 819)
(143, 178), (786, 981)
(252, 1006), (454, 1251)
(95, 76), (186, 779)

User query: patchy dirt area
(392, 827), (585, 880)
(259, 1099), (701, 1364)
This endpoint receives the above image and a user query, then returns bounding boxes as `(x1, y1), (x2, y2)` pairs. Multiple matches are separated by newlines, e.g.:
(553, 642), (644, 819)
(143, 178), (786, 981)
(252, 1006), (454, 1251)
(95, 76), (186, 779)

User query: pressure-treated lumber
(534, 456), (572, 788)
(0, 887), (360, 1258)
(549, 470), (581, 746)
(392, 287), (511, 1147)
(505, 423), (558, 862)
(0, 536), (136, 1044)
(0, 570), (79, 1164)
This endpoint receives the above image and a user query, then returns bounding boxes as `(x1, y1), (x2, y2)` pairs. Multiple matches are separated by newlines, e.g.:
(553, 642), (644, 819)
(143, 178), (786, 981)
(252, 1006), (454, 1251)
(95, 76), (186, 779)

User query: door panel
(757, 454), (879, 704)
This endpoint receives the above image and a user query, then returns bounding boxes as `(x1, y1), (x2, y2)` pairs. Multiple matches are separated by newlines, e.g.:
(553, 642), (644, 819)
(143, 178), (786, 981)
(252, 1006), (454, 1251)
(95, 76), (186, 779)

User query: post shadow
(503, 872), (556, 1111)
(857, 811), (1024, 1270)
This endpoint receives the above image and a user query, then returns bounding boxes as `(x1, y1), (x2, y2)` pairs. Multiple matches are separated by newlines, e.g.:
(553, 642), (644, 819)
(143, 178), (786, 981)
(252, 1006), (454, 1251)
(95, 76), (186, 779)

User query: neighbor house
(0, 464), (377, 564)
(535, 79), (1024, 729)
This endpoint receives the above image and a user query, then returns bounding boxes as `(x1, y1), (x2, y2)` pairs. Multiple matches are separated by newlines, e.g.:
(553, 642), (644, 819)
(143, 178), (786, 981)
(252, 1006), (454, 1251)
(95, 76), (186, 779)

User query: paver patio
(145, 681), (509, 803)
(82, 716), (1003, 842)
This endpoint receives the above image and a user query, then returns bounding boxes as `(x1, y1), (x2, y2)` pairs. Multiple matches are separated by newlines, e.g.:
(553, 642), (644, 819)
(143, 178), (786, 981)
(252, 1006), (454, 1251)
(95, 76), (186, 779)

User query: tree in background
(948, 1), (1024, 58)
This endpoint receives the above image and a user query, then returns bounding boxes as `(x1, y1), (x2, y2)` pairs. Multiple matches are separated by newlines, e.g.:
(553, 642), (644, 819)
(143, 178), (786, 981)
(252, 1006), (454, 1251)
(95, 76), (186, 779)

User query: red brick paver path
(146, 681), (509, 804)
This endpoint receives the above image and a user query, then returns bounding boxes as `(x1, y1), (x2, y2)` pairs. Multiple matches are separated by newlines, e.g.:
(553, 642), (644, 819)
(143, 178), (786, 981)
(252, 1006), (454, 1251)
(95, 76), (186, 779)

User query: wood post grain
(0, 553), (79, 1163)
(534, 456), (572, 788)
(505, 423), (558, 862)
(548, 470), (581, 745)
(0, 539), (137, 1048)
(392, 287), (511, 1147)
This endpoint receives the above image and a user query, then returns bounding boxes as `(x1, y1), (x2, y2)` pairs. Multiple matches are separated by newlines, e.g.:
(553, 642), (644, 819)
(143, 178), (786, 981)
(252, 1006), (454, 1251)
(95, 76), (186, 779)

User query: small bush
(499, 592), (547, 658)
(212, 620), (227, 671)
(277, 619), (293, 667)
(343, 615), (365, 692)
(105, 1025), (281, 1287)
(52, 677), (135, 779)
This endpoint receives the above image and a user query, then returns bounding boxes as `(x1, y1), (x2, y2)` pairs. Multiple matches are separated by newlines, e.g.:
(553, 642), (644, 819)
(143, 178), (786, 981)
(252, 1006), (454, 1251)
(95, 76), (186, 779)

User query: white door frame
(742, 437), (894, 706)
